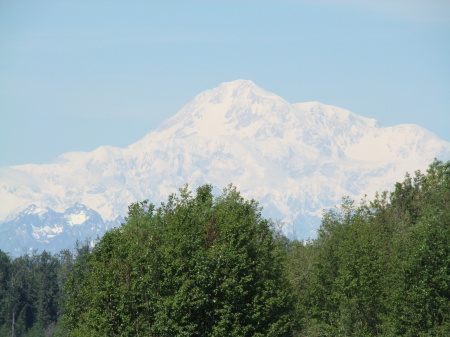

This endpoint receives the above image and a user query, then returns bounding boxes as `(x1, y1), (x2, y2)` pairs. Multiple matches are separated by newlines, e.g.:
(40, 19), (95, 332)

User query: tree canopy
(62, 184), (292, 336)
(288, 159), (450, 336)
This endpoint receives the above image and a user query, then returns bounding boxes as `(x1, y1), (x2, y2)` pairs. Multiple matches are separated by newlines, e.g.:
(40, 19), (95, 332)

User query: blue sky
(1, 0), (449, 166)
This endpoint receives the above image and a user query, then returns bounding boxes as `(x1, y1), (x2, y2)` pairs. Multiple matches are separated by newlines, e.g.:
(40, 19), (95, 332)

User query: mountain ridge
(0, 202), (123, 255)
(1, 79), (449, 253)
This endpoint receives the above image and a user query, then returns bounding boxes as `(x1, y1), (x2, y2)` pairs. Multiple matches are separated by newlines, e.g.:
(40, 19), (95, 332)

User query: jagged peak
(65, 202), (88, 212)
(23, 204), (49, 215)
(24, 204), (38, 211)
(13, 204), (53, 221)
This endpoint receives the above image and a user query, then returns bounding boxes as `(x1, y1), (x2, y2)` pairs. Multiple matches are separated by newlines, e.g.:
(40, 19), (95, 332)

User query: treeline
(0, 160), (449, 336)
(0, 244), (92, 337)
(288, 159), (450, 336)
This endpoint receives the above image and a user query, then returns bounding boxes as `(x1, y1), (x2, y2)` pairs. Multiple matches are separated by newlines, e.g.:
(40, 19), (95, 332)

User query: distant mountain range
(1, 80), (450, 255)
(0, 203), (123, 255)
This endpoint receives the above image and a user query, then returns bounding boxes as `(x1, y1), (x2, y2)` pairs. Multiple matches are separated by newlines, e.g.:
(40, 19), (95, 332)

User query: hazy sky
(1, 0), (449, 167)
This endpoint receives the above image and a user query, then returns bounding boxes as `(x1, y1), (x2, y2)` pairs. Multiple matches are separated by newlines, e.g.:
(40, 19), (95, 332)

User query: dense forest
(0, 160), (449, 336)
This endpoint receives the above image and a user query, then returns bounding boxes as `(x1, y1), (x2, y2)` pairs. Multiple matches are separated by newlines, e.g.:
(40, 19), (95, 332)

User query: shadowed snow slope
(1, 79), (449, 252)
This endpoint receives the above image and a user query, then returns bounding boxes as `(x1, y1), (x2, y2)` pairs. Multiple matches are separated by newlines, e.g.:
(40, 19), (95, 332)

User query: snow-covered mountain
(0, 203), (122, 255)
(1, 80), (450, 254)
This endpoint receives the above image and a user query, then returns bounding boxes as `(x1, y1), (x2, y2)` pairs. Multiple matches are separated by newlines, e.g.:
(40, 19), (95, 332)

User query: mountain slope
(1, 80), (449, 252)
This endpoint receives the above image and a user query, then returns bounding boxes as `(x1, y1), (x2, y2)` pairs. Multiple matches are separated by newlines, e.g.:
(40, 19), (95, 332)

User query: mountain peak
(130, 80), (292, 144)
(218, 79), (257, 89)
(183, 79), (284, 109)
(215, 79), (268, 96)
(23, 204), (49, 216)
(2, 80), (450, 253)
(65, 202), (88, 213)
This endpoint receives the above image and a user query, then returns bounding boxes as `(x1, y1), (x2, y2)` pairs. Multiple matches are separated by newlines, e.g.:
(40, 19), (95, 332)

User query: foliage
(288, 159), (450, 336)
(62, 184), (292, 336)
(0, 242), (91, 337)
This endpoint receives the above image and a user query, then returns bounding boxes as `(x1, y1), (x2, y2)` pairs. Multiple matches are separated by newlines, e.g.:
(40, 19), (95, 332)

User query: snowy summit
(1, 80), (450, 253)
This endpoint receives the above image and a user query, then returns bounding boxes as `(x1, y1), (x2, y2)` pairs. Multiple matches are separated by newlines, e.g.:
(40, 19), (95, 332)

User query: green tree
(288, 160), (450, 336)
(33, 251), (60, 335)
(0, 250), (12, 336)
(381, 160), (450, 336)
(63, 184), (292, 336)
